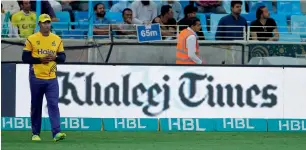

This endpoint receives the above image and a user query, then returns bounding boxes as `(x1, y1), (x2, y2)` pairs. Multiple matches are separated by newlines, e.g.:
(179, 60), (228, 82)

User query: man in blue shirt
(93, 3), (111, 36)
(215, 0), (247, 40)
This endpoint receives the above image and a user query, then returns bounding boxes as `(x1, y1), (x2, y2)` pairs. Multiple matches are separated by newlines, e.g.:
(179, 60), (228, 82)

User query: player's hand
(40, 56), (51, 64)
(47, 54), (56, 61)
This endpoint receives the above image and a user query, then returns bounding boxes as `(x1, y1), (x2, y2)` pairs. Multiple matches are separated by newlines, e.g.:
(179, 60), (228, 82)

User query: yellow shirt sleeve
(23, 39), (33, 51)
(57, 40), (64, 52)
(11, 14), (18, 27)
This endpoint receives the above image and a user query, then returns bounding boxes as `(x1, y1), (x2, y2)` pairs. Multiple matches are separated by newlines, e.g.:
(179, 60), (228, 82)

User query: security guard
(176, 17), (204, 64)
(22, 13), (66, 142)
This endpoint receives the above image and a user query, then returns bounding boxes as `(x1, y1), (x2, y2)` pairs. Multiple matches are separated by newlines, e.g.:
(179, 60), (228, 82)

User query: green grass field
(2, 131), (306, 150)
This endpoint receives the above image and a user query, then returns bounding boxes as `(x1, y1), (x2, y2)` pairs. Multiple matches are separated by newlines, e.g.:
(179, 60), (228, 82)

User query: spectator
(152, 5), (176, 40)
(116, 8), (137, 39)
(1, 3), (19, 38)
(130, 0), (157, 24)
(250, 6), (279, 41)
(60, 0), (73, 11)
(49, 0), (62, 12)
(158, 0), (184, 21)
(60, 1), (75, 28)
(215, 0), (247, 40)
(12, 0), (36, 38)
(1, 3), (3, 14)
(68, 1), (89, 11)
(178, 5), (205, 40)
(1, 0), (20, 15)
(196, 0), (226, 14)
(93, 3), (111, 36)
(110, 0), (133, 13)
(30, 1), (58, 22)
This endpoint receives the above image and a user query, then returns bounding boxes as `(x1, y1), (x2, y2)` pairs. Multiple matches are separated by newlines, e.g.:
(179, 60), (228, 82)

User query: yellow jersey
(24, 32), (64, 80)
(11, 11), (36, 38)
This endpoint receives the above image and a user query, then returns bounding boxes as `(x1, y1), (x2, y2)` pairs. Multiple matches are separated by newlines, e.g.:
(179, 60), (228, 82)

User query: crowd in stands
(1, 0), (306, 41)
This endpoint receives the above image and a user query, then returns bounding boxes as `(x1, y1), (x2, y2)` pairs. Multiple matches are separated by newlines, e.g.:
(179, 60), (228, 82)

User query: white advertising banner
(282, 68), (306, 118)
(16, 64), (304, 118)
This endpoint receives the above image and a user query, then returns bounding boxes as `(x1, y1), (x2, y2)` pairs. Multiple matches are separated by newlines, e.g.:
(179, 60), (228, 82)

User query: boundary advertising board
(2, 117), (306, 132)
(15, 64), (306, 119)
(1, 64), (16, 117)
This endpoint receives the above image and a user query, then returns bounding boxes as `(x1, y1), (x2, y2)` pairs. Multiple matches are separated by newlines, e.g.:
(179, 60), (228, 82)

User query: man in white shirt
(1, 3), (19, 38)
(116, 8), (137, 39)
(110, 0), (133, 13)
(176, 17), (205, 64)
(130, 0), (157, 24)
(1, 0), (20, 15)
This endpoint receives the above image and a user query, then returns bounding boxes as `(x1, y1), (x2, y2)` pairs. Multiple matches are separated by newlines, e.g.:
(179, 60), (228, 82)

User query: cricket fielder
(22, 14), (66, 142)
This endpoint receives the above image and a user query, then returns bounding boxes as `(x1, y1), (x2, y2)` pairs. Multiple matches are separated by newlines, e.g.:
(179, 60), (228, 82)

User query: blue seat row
(89, 1), (303, 17)
(165, 1), (302, 17)
(247, 1), (302, 19)
(198, 13), (306, 41)
(52, 11), (306, 41)
(54, 11), (123, 29)
(52, 1), (305, 41)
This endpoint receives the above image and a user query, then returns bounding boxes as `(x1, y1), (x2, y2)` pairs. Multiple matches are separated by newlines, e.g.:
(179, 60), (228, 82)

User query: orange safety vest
(176, 28), (200, 64)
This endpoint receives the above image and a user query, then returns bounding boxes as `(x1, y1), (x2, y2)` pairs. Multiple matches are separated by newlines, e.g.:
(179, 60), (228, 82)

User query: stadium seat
(196, 13), (210, 39)
(73, 11), (89, 29)
(270, 13), (288, 33)
(209, 14), (227, 40)
(248, 1), (273, 14)
(291, 15), (306, 39)
(105, 12), (123, 24)
(61, 30), (86, 39)
(277, 1), (302, 17)
(223, 0), (246, 14)
(179, 0), (194, 8)
(241, 13), (256, 25)
(278, 33), (302, 42)
(269, 13), (294, 42)
(74, 11), (88, 21)
(53, 11), (71, 30)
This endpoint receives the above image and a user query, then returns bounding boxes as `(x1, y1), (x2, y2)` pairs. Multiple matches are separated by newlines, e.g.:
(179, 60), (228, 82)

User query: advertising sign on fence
(15, 64), (306, 119)
(136, 23), (162, 43)
(1, 117), (102, 131)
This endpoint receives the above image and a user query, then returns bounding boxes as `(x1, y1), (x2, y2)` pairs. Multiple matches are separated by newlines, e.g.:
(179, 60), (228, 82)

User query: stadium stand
(105, 12), (124, 24)
(1, 0), (305, 41)
(54, 11), (71, 30)
(1, 0), (306, 64)
(209, 14), (226, 40)
(248, 1), (274, 14)
(277, 1), (302, 17)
